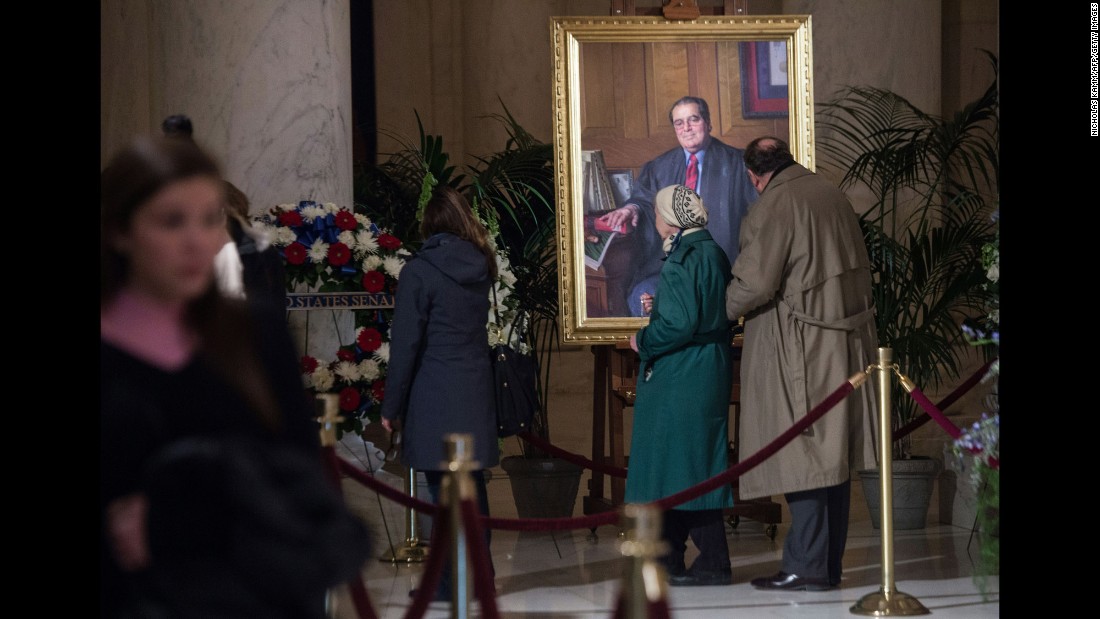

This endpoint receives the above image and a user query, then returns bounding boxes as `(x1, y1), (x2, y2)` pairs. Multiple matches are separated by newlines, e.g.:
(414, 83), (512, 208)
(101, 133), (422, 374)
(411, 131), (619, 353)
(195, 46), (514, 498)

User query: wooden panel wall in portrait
(579, 40), (788, 179)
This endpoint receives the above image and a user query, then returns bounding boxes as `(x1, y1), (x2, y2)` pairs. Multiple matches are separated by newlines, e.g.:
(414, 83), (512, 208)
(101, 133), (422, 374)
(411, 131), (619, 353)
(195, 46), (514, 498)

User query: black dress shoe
(668, 566), (732, 587)
(750, 571), (832, 591)
(661, 558), (687, 578)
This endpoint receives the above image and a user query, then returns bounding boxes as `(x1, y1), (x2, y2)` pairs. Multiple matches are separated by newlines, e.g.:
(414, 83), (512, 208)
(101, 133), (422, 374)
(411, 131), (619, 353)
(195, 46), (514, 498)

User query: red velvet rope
(905, 386), (962, 439)
(404, 512), (450, 619)
(336, 457), (441, 516)
(323, 359), (993, 619)
(652, 380), (855, 510)
(893, 357), (996, 441)
(460, 498), (501, 619)
(518, 431), (628, 478)
(319, 445), (379, 619)
(612, 592), (672, 619)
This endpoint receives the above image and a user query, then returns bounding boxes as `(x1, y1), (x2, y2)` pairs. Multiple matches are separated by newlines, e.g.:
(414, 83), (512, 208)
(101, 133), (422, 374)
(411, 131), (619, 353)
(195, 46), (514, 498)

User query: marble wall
(101, 0), (354, 214)
(101, 0), (356, 362)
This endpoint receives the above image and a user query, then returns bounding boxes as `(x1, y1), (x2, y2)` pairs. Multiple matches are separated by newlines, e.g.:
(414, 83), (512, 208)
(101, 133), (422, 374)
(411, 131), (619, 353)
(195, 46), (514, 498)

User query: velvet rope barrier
(403, 511), (451, 619)
(612, 595), (672, 619)
(320, 446), (378, 619)
(651, 374), (860, 511)
(892, 356), (996, 442)
(517, 430), (629, 478)
(460, 498), (501, 619)
(336, 456), (441, 515)
(904, 386), (962, 440)
(335, 371), (867, 535)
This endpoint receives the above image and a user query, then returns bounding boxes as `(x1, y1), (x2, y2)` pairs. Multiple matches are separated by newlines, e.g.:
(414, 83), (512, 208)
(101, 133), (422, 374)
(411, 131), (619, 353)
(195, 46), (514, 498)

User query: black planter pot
(500, 456), (583, 519)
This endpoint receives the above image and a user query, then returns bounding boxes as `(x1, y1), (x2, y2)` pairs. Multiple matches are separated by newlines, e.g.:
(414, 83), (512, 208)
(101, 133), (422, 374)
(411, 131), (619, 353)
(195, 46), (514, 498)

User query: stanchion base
(850, 589), (930, 616)
(380, 543), (429, 564)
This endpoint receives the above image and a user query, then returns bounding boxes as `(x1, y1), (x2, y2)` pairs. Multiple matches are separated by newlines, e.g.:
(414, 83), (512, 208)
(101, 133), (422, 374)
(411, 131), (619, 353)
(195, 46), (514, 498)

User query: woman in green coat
(625, 184), (735, 587)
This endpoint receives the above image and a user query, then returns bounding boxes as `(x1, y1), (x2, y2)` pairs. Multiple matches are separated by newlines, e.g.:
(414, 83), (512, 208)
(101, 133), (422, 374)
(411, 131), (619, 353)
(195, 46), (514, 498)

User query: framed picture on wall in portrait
(740, 40), (790, 118)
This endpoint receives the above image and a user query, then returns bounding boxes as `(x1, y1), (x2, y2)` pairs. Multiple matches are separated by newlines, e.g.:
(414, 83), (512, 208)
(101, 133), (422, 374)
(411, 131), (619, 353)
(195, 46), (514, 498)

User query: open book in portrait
(582, 150), (632, 270)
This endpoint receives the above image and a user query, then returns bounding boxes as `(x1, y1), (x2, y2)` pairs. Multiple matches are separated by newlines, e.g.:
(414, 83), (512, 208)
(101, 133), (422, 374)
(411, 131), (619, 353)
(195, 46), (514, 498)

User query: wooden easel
(583, 0), (781, 540)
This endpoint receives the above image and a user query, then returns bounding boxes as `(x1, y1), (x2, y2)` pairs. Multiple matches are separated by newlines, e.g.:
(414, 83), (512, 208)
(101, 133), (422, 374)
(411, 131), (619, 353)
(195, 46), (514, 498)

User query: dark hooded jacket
(380, 232), (498, 470)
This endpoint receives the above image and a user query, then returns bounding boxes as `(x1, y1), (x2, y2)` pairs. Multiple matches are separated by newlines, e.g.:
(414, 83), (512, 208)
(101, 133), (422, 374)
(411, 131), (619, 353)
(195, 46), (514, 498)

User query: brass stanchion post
(380, 465), (430, 563)
(618, 504), (669, 619)
(315, 393), (342, 448)
(851, 347), (929, 616)
(442, 433), (478, 618)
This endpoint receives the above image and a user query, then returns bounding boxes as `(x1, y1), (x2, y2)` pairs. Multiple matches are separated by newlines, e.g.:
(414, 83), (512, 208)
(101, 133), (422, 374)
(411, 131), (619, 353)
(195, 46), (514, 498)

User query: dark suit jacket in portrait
(626, 137), (758, 303)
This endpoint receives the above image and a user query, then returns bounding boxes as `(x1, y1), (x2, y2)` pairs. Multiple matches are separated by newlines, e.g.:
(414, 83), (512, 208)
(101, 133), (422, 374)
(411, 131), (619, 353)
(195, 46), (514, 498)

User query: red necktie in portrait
(685, 153), (698, 191)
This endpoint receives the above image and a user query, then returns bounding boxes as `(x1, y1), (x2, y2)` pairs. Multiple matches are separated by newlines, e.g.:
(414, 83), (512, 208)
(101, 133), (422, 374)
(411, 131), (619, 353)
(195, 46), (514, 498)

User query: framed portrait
(740, 40), (789, 118)
(550, 15), (815, 343)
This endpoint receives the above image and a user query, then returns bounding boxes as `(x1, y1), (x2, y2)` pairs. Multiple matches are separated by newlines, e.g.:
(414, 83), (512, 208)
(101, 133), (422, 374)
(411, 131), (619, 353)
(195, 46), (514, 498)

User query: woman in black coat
(381, 184), (499, 599)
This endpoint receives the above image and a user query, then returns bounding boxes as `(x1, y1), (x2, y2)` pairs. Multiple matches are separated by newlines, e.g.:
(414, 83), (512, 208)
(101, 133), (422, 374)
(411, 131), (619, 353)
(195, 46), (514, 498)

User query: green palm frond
(818, 51), (998, 453)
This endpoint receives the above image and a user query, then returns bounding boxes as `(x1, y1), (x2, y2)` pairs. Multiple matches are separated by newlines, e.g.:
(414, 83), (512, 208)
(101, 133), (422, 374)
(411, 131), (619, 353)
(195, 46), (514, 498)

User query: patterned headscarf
(656, 184), (708, 255)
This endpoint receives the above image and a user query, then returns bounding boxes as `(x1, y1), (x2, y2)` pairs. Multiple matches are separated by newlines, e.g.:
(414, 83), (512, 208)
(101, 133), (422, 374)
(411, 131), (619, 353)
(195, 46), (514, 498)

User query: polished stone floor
(328, 435), (999, 619)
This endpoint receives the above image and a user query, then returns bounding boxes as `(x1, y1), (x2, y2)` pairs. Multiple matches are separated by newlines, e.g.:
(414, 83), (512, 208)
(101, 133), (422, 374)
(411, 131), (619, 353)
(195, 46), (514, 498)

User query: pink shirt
(100, 289), (197, 371)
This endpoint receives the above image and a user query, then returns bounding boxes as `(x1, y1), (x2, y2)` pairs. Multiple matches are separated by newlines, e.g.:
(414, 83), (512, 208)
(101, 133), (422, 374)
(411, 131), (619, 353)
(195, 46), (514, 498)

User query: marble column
(101, 0), (356, 362)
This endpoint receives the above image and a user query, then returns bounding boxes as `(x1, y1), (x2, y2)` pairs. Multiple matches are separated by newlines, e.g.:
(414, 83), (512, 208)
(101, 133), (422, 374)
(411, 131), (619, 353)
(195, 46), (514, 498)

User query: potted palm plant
(356, 101), (582, 518)
(815, 51), (999, 528)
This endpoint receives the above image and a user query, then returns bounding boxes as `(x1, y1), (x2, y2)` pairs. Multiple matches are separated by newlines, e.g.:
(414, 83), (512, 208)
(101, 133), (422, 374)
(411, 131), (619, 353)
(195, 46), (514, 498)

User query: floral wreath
(259, 198), (529, 437)
(256, 200), (408, 433)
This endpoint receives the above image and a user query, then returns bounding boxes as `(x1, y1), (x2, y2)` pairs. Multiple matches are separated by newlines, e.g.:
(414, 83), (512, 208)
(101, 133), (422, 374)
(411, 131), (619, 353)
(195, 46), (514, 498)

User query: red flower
(327, 242), (351, 266)
(338, 386), (361, 412)
(334, 210), (358, 231)
(371, 379), (385, 401)
(300, 355), (319, 374)
(986, 456), (999, 470)
(362, 270), (385, 293)
(378, 233), (402, 250)
(278, 211), (304, 227)
(285, 242), (308, 265)
(357, 327), (382, 352)
(336, 348), (356, 362)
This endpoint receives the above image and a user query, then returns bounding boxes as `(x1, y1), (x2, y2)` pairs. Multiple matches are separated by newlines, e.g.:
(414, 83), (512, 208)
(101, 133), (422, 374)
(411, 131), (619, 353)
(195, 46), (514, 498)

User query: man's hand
(598, 204), (639, 231)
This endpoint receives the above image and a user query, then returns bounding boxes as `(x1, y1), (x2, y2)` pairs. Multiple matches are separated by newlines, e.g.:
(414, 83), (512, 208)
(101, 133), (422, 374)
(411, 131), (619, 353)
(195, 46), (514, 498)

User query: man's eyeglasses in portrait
(673, 115), (704, 131)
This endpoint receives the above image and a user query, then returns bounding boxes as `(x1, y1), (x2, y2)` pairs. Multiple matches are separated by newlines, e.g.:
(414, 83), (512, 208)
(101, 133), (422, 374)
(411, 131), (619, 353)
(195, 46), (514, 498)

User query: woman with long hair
(381, 184), (498, 600)
(100, 135), (368, 618)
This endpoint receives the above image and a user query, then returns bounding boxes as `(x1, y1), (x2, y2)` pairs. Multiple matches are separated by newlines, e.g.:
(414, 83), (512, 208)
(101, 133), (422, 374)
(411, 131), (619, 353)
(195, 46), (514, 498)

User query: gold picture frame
(550, 15), (815, 343)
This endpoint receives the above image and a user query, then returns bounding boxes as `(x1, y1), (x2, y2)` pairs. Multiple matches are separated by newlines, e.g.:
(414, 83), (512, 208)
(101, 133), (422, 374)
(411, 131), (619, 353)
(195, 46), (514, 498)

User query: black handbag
(491, 288), (538, 437)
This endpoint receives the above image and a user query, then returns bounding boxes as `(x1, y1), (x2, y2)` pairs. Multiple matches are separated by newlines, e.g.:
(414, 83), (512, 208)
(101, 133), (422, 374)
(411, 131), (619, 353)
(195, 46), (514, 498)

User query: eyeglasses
(672, 115), (705, 131)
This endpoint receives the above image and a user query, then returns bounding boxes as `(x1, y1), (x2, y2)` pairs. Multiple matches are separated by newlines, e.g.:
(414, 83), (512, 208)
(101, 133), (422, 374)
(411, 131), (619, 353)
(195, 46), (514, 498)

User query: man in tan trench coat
(725, 136), (879, 591)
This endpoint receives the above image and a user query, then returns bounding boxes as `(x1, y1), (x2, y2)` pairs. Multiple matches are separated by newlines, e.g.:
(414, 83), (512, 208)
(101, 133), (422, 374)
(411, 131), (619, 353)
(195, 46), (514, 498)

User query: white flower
(354, 213), (372, 228)
(300, 204), (327, 222)
(362, 255), (383, 272)
(372, 342), (390, 364)
(308, 238), (330, 263)
(334, 360), (360, 384)
(309, 366), (334, 392)
(322, 202), (339, 213)
(383, 256), (405, 279)
(358, 359), (381, 381)
(275, 203), (298, 212)
(337, 230), (357, 250)
(269, 226), (298, 247)
(355, 230), (379, 256)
